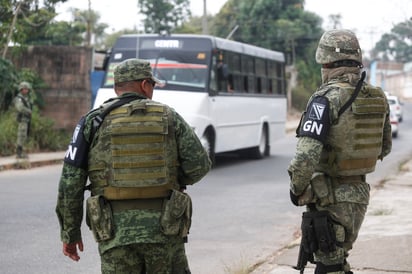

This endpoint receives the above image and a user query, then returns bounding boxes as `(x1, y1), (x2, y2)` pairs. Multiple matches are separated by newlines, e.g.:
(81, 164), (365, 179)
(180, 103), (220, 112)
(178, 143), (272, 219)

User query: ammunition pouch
(311, 172), (335, 206)
(301, 210), (337, 254)
(160, 190), (192, 238)
(86, 195), (114, 242)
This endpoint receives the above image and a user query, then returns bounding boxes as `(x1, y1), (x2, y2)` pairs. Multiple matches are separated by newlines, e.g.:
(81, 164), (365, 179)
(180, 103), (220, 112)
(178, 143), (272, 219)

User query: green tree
(70, 7), (108, 47)
(174, 15), (213, 34)
(138, 0), (191, 34)
(372, 19), (412, 62)
(0, 58), (18, 112)
(213, 0), (322, 62)
(44, 21), (86, 46)
(210, 0), (324, 111)
(0, 0), (67, 57)
(33, 7), (108, 47)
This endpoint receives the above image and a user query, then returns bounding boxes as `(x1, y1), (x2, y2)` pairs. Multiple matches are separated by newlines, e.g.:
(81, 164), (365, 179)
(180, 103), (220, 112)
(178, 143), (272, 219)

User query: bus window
(256, 77), (262, 93)
(214, 51), (235, 93)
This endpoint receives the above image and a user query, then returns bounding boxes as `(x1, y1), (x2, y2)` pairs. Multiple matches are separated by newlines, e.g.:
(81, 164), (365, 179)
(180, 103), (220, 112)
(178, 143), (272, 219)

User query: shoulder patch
(64, 116), (89, 169)
(298, 96), (331, 143)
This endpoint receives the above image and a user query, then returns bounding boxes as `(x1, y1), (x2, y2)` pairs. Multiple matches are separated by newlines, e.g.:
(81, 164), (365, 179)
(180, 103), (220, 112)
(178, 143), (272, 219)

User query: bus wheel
(248, 126), (269, 159)
(201, 132), (215, 166)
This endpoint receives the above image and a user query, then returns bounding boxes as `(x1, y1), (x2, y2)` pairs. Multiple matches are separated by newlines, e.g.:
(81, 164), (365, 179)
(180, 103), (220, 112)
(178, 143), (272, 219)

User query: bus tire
(248, 125), (269, 159)
(201, 131), (216, 166)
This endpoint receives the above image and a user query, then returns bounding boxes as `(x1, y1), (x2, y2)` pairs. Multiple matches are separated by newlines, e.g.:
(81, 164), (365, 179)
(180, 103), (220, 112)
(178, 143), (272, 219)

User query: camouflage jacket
(55, 92), (211, 253)
(288, 73), (392, 204)
(13, 93), (32, 122)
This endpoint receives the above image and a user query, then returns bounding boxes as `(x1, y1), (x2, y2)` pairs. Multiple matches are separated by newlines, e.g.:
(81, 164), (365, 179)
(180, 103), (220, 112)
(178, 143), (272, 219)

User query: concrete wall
(369, 61), (412, 99)
(12, 46), (93, 131)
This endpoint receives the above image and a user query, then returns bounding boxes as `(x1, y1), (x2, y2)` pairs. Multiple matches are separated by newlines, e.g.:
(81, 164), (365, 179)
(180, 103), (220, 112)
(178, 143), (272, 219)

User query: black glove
(290, 190), (299, 206)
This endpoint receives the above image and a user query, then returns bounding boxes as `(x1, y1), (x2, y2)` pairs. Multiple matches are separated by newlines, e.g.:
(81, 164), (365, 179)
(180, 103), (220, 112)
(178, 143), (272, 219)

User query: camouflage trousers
(314, 202), (367, 274)
(100, 239), (190, 274)
(16, 121), (29, 147)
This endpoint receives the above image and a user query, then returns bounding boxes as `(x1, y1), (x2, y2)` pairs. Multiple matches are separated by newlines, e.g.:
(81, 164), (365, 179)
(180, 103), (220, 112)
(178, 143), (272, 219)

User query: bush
(0, 109), (70, 156)
(0, 111), (17, 155)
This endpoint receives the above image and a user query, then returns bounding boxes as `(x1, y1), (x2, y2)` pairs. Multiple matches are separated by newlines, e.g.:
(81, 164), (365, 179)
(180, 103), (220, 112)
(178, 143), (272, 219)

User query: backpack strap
(338, 71), (366, 116)
(90, 94), (140, 140)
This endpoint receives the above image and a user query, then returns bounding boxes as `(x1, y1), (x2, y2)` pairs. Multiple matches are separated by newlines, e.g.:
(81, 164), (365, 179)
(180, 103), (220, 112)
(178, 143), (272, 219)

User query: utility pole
(202, 0), (208, 34)
(2, 1), (22, 58)
(86, 0), (92, 46)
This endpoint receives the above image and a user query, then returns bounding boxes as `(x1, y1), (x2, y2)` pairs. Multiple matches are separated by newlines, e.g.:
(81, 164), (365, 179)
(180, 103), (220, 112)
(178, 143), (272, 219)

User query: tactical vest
(88, 99), (179, 199)
(318, 83), (388, 176)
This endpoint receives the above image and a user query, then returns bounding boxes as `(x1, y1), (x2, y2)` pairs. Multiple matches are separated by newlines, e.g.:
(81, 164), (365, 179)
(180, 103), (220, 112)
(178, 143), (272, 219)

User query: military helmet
(18, 81), (31, 90)
(315, 29), (362, 65)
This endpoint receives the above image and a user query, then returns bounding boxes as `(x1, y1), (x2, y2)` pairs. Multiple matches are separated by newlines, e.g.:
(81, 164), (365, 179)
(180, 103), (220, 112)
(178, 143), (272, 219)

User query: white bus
(94, 34), (287, 163)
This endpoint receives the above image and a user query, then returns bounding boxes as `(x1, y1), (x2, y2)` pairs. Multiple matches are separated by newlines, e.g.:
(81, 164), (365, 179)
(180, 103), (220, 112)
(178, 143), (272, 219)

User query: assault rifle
(293, 237), (314, 274)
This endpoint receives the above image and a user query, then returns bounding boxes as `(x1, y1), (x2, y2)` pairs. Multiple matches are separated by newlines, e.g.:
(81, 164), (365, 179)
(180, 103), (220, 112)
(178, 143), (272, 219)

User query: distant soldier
(13, 81), (32, 159)
(288, 29), (392, 274)
(56, 58), (211, 273)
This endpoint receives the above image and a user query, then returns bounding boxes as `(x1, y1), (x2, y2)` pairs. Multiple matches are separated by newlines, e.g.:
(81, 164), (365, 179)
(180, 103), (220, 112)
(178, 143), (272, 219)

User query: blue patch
(64, 116), (89, 169)
(298, 96), (331, 143)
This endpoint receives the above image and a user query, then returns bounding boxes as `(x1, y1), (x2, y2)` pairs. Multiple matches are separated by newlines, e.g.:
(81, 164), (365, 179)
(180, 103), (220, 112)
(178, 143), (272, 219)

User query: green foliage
(43, 21), (86, 46)
(0, 57), (18, 112)
(100, 28), (142, 50)
(372, 19), (412, 62)
(0, 109), (69, 156)
(211, 0), (323, 59)
(0, 110), (17, 155)
(0, 57), (47, 112)
(291, 46), (322, 112)
(210, 0), (323, 110)
(174, 15), (215, 34)
(138, 0), (191, 34)
(0, 0), (68, 56)
(17, 68), (47, 109)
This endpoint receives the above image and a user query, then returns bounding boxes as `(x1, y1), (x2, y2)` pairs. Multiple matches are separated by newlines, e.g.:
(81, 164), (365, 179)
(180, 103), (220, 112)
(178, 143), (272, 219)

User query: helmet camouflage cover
(18, 81), (31, 90)
(315, 29), (362, 65)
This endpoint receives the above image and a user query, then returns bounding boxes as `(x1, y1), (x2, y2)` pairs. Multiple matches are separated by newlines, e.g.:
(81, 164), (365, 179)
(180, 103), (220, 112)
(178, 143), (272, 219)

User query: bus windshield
(102, 37), (211, 92)
(141, 50), (209, 91)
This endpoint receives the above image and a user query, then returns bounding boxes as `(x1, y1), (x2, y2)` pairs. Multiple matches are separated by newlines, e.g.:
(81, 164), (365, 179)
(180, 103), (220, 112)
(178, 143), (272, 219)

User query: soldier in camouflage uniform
(13, 81), (32, 158)
(288, 30), (392, 274)
(56, 58), (211, 273)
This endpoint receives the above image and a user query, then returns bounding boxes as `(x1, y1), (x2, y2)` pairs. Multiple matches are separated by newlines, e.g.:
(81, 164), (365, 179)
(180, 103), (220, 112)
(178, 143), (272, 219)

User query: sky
(55, 0), (225, 32)
(55, 0), (412, 53)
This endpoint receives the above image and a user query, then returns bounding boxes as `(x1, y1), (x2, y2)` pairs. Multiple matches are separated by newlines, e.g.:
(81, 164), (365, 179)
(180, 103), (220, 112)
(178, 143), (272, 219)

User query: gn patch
(64, 116), (89, 169)
(298, 96), (331, 143)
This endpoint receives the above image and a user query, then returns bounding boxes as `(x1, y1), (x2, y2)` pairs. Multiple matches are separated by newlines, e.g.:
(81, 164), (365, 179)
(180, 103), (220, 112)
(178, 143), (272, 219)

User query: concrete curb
(0, 152), (65, 172)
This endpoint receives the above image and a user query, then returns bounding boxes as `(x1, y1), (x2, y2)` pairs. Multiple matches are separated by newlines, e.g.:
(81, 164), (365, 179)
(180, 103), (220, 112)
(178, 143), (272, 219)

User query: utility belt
(86, 189), (192, 243)
(298, 173), (365, 206)
(103, 186), (172, 200)
(110, 198), (164, 212)
(335, 175), (365, 184)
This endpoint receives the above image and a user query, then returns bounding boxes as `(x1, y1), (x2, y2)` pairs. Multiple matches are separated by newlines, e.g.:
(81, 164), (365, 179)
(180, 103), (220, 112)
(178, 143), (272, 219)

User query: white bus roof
(117, 34), (285, 63)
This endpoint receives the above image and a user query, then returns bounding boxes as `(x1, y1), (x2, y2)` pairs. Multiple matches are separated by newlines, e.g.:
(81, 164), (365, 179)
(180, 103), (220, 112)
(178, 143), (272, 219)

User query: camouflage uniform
(288, 30), (392, 274)
(13, 82), (32, 158)
(56, 59), (211, 274)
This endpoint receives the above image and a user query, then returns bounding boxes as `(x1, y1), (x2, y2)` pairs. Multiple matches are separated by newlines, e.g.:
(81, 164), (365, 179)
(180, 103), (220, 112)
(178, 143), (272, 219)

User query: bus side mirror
(102, 49), (112, 71)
